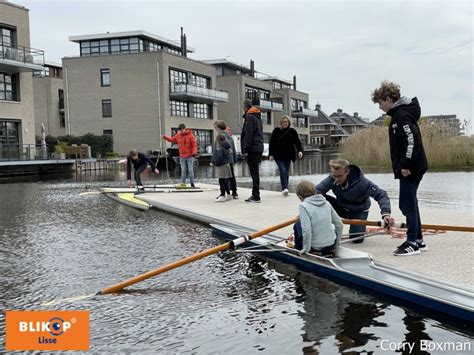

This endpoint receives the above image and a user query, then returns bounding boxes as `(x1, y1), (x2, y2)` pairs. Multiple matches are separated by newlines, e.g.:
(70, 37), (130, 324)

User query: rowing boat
(100, 188), (151, 210)
(211, 224), (474, 327)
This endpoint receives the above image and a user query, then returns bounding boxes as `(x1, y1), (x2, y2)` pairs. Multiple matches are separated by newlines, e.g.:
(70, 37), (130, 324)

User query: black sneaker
(232, 193), (239, 200)
(393, 241), (420, 256)
(245, 196), (261, 203)
(417, 241), (428, 252)
(191, 184), (196, 188)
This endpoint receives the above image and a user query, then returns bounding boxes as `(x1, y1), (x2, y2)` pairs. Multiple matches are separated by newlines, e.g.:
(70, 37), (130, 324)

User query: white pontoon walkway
(136, 183), (473, 288)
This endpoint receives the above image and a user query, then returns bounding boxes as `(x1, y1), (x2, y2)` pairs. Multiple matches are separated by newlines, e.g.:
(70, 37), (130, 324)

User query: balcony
(292, 108), (319, 117)
(170, 84), (229, 103)
(257, 99), (284, 112)
(0, 44), (45, 72)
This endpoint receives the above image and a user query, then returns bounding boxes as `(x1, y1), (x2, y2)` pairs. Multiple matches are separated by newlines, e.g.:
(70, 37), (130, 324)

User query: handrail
(0, 44), (45, 66)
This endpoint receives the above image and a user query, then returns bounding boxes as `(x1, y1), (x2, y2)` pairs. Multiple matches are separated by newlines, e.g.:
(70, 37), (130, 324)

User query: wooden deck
(136, 183), (474, 288)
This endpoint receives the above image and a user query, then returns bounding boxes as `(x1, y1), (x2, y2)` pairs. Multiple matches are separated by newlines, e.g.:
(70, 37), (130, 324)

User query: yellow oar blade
(98, 216), (299, 295)
(79, 191), (102, 195)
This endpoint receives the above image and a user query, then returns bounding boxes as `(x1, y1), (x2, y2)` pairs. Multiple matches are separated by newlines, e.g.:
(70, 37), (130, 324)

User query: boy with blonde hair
(292, 180), (343, 256)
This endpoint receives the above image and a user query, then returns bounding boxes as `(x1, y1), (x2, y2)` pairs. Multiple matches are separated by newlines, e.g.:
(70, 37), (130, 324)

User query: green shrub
(44, 133), (113, 158)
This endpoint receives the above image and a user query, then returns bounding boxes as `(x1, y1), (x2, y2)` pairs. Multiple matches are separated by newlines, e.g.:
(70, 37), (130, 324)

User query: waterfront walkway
(136, 183), (473, 288)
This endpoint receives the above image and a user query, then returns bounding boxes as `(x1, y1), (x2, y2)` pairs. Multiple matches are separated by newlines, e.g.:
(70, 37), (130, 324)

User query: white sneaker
(282, 189), (289, 196)
(225, 194), (232, 201)
(215, 196), (226, 203)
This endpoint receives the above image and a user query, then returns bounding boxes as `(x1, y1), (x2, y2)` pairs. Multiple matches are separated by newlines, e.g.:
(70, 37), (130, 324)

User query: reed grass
(341, 123), (474, 169)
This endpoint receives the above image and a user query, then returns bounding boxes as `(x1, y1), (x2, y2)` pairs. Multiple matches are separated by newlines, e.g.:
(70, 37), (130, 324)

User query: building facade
(309, 104), (348, 147)
(63, 30), (228, 155)
(0, 1), (44, 160)
(330, 109), (369, 135)
(33, 61), (65, 137)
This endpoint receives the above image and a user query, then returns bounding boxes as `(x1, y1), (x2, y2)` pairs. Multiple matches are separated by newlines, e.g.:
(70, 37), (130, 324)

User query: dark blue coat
(212, 140), (231, 167)
(316, 165), (391, 215)
(126, 152), (156, 180)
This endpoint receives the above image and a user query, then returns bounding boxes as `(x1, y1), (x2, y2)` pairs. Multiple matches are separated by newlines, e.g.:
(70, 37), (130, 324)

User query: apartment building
(309, 104), (348, 147)
(264, 76), (311, 144)
(203, 59), (284, 142)
(33, 61), (65, 137)
(0, 1), (44, 159)
(62, 30), (228, 155)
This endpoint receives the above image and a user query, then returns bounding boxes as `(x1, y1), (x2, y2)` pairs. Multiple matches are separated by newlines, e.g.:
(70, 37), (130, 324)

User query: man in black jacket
(241, 99), (264, 203)
(316, 159), (392, 243)
(372, 81), (428, 256)
(127, 150), (160, 189)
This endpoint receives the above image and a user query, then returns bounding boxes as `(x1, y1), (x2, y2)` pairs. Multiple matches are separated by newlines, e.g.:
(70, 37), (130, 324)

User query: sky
(15, 0), (473, 132)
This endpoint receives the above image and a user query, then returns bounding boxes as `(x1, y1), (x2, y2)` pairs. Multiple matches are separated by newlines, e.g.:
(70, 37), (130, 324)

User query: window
(189, 73), (210, 88)
(0, 73), (16, 101)
(101, 69), (110, 86)
(245, 85), (269, 101)
(170, 100), (188, 117)
(261, 112), (271, 125)
(170, 69), (187, 91)
(192, 103), (211, 119)
(291, 98), (307, 111)
(103, 129), (113, 135)
(102, 99), (112, 117)
(0, 26), (14, 47)
(58, 89), (64, 110)
(59, 112), (65, 128)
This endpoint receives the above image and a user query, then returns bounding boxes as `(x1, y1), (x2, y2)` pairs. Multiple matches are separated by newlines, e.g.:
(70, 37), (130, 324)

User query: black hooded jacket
(387, 97), (428, 178)
(269, 127), (303, 162)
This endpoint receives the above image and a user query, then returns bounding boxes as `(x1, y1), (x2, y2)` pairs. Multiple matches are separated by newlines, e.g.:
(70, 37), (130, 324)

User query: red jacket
(164, 129), (198, 158)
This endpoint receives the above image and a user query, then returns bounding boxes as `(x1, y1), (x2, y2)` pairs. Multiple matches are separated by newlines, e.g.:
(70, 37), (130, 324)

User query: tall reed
(341, 123), (473, 168)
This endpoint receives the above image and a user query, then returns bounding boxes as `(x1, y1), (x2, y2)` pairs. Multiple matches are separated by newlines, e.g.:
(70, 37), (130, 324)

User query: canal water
(0, 155), (473, 353)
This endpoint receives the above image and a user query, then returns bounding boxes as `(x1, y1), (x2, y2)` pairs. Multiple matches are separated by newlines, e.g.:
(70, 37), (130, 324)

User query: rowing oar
(97, 216), (300, 295)
(342, 218), (474, 233)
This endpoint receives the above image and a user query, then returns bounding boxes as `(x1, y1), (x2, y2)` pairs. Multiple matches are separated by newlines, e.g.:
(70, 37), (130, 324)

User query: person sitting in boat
(127, 150), (160, 189)
(316, 159), (392, 243)
(291, 180), (343, 256)
(162, 123), (198, 188)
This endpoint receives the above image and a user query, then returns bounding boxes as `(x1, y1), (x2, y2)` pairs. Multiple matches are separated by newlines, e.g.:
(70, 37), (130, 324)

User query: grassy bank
(341, 123), (474, 168)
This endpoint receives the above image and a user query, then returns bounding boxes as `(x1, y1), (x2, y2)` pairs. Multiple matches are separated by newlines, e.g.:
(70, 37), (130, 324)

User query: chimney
(337, 108), (343, 115)
(180, 27), (187, 57)
(183, 34), (187, 57)
(315, 103), (321, 110)
(353, 112), (359, 118)
(250, 59), (255, 77)
(293, 75), (297, 90)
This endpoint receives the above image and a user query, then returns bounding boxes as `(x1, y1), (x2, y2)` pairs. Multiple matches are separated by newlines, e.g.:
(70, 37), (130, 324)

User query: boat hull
(211, 224), (474, 327)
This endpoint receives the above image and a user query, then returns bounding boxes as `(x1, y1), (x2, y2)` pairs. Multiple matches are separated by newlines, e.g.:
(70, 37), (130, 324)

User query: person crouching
(293, 180), (343, 256)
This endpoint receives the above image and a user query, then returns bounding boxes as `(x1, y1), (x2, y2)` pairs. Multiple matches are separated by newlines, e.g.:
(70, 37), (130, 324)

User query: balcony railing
(0, 44), (45, 71)
(292, 108), (319, 117)
(0, 144), (49, 161)
(258, 99), (284, 111)
(170, 84), (229, 102)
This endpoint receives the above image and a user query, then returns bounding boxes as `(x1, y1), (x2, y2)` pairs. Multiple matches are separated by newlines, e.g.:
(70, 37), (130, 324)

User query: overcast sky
(17, 0), (473, 131)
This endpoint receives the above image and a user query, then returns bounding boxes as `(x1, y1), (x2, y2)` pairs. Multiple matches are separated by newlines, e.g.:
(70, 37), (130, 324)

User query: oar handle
(342, 218), (474, 233)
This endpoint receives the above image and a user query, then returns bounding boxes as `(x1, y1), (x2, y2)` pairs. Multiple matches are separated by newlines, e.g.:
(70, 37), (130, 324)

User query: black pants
(134, 165), (147, 186)
(247, 152), (262, 199)
(324, 195), (368, 242)
(229, 163), (237, 195)
(219, 178), (230, 196)
(399, 174), (423, 243)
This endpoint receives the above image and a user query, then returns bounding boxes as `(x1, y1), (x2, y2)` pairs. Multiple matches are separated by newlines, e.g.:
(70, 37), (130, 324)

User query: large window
(102, 99), (112, 117)
(189, 73), (210, 89)
(291, 98), (307, 111)
(245, 85), (269, 101)
(0, 26), (14, 47)
(192, 103), (211, 119)
(170, 69), (187, 91)
(170, 69), (210, 90)
(170, 100), (188, 117)
(0, 73), (16, 101)
(101, 68), (110, 86)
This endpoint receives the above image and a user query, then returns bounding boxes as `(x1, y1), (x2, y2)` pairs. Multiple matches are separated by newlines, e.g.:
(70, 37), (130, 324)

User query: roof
(311, 106), (350, 136)
(261, 76), (293, 86)
(330, 112), (369, 126)
(44, 60), (62, 68)
(69, 30), (195, 53)
(201, 59), (251, 73)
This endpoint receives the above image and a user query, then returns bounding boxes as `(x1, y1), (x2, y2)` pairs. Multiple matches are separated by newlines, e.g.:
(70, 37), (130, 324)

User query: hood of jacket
(302, 194), (327, 207)
(346, 164), (364, 186)
(388, 97), (421, 122)
(181, 128), (193, 136)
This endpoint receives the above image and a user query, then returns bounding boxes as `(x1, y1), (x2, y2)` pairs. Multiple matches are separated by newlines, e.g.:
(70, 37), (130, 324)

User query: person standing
(211, 133), (233, 202)
(163, 123), (197, 187)
(269, 115), (304, 196)
(126, 150), (160, 188)
(372, 81), (428, 256)
(316, 159), (392, 243)
(240, 99), (264, 203)
(214, 120), (238, 199)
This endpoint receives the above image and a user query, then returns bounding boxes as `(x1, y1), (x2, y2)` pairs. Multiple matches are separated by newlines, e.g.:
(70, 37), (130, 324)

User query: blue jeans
(275, 159), (291, 190)
(179, 157), (195, 185)
(399, 174), (423, 243)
